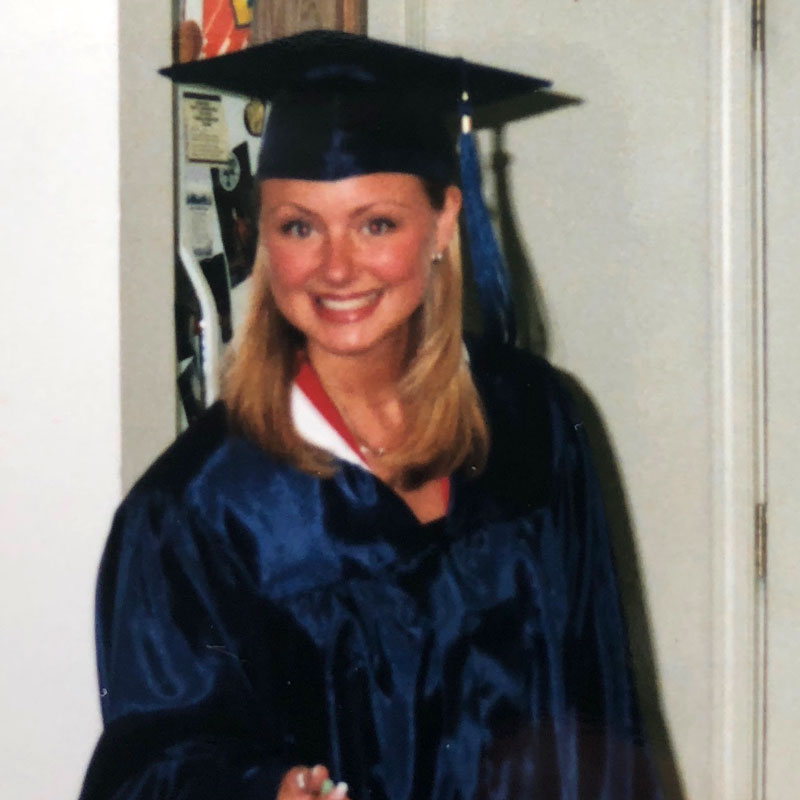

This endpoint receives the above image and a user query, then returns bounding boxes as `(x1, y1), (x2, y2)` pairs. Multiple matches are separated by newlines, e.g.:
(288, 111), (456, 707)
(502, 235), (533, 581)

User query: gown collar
(291, 360), (369, 469)
(290, 360), (450, 509)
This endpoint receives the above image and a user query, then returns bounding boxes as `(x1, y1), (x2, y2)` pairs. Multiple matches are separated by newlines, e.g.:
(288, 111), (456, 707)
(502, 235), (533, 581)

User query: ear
(434, 185), (462, 252)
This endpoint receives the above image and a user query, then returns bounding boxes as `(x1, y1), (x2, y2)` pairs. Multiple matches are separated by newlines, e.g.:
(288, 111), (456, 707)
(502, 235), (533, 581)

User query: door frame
(708, 2), (760, 798)
(763, 0), (800, 796)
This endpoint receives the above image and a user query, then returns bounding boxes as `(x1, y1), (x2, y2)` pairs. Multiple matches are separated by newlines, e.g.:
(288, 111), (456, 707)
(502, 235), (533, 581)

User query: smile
(315, 290), (382, 313)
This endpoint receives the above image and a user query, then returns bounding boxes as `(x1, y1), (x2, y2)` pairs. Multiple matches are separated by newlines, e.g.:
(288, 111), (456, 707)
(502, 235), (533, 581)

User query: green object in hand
(320, 778), (335, 795)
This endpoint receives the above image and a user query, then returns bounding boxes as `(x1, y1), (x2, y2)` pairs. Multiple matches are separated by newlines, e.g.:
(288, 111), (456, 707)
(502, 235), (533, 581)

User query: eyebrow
(264, 199), (413, 217)
(263, 201), (316, 216)
(350, 201), (412, 215)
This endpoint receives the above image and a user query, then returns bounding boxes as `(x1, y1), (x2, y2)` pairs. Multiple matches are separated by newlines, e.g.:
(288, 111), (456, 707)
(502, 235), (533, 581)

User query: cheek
(263, 239), (315, 292)
(367, 233), (430, 284)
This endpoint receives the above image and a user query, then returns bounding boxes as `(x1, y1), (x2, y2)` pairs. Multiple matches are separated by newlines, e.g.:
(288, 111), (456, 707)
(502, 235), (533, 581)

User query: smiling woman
(225, 171), (477, 504)
(79, 30), (663, 800)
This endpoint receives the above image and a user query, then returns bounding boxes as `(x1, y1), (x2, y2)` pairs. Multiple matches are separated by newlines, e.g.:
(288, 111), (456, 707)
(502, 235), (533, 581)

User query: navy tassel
(458, 91), (516, 346)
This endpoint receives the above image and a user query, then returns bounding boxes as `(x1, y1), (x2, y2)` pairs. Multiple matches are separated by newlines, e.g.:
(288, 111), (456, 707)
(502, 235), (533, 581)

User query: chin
(306, 321), (411, 360)
(311, 336), (386, 358)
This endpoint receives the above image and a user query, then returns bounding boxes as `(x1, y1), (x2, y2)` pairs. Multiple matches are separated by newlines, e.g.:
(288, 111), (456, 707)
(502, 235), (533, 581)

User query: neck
(305, 330), (413, 459)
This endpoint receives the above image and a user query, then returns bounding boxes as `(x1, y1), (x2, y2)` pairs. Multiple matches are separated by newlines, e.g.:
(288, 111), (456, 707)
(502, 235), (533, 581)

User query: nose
(319, 231), (356, 285)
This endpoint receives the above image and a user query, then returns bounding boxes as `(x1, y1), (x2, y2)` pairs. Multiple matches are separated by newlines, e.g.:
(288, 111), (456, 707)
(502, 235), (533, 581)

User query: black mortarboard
(161, 29), (550, 183)
(161, 30), (560, 344)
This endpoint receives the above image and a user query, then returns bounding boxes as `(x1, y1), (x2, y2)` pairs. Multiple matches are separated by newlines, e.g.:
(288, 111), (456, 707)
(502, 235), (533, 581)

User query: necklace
(340, 410), (394, 460)
(304, 359), (397, 460)
(357, 441), (388, 459)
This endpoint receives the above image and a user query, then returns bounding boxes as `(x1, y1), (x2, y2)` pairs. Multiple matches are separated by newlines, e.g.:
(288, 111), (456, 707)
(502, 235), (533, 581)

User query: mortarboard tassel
(458, 90), (516, 346)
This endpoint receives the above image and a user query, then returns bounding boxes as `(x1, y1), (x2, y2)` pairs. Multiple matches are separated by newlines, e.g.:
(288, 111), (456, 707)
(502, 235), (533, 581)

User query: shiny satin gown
(79, 342), (662, 800)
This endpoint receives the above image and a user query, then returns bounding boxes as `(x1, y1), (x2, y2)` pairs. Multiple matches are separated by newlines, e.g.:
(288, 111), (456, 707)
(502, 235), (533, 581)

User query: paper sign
(183, 92), (230, 164)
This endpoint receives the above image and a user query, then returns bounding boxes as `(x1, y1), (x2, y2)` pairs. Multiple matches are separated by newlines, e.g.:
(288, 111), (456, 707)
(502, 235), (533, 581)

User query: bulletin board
(173, 0), (367, 425)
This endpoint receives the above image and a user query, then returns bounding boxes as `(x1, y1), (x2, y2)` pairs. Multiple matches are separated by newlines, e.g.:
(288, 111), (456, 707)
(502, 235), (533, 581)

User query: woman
(80, 31), (661, 800)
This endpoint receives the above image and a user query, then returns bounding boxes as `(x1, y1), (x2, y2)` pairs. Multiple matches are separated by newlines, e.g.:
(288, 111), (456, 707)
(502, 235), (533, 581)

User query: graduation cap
(162, 29), (561, 345)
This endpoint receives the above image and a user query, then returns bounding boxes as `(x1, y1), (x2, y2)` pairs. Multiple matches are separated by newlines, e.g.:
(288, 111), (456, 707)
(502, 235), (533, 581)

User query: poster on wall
(210, 141), (258, 287)
(202, 0), (253, 57)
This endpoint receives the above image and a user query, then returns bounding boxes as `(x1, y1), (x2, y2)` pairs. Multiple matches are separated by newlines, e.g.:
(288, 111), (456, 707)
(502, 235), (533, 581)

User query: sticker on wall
(186, 188), (215, 257)
(230, 0), (253, 26)
(202, 0), (253, 58)
(217, 151), (242, 191)
(244, 99), (265, 137)
(183, 92), (230, 164)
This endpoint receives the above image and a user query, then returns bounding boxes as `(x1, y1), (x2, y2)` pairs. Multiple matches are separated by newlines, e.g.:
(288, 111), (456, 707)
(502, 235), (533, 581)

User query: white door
(370, 2), (764, 798)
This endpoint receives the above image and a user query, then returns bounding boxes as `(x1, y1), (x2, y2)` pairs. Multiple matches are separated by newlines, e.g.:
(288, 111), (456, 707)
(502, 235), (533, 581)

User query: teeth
(318, 291), (380, 312)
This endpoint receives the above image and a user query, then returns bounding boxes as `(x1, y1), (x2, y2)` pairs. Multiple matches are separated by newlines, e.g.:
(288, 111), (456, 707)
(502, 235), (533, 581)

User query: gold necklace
(334, 400), (395, 460)
(357, 441), (388, 459)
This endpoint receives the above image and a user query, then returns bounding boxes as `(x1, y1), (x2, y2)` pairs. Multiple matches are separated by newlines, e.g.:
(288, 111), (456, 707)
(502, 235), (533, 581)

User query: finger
(306, 764), (331, 793)
(295, 768), (309, 793)
(278, 766), (313, 799)
(326, 781), (349, 799)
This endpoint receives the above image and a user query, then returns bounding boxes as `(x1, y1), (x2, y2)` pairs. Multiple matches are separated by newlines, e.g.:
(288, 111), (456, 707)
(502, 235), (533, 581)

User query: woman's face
(259, 173), (461, 361)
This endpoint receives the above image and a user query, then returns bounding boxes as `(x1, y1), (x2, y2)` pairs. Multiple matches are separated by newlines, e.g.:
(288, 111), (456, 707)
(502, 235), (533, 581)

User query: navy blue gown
(79, 343), (661, 799)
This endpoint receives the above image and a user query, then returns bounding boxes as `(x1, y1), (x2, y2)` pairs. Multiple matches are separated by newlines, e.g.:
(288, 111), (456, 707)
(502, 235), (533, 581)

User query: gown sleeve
(471, 353), (663, 799)
(79, 483), (289, 800)
(546, 371), (662, 798)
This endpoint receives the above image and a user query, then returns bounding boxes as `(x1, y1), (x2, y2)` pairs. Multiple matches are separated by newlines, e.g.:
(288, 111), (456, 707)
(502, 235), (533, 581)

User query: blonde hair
(223, 192), (489, 490)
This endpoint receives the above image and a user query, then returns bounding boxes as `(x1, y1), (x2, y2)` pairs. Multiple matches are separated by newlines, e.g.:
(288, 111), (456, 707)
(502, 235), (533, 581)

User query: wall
(119, 2), (176, 490)
(0, 3), (120, 798)
(0, 1), (174, 798)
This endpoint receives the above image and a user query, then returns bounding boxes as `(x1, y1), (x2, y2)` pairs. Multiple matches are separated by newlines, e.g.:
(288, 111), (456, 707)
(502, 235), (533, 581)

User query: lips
(310, 289), (385, 324)
(315, 290), (382, 312)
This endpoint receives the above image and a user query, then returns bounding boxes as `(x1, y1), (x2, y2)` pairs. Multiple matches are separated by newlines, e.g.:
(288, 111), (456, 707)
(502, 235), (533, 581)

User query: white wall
(1, 2), (174, 796)
(0, 3), (121, 798)
(119, 1), (176, 490)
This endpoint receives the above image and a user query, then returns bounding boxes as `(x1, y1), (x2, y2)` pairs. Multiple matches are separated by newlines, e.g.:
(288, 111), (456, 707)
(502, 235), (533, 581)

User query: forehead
(260, 173), (431, 210)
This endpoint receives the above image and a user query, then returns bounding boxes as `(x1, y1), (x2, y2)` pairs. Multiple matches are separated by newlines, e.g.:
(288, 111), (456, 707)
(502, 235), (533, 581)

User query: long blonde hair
(223, 182), (489, 489)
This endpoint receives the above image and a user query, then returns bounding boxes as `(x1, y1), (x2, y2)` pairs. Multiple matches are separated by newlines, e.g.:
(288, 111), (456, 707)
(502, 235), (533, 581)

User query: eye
(279, 219), (313, 239)
(363, 217), (397, 236)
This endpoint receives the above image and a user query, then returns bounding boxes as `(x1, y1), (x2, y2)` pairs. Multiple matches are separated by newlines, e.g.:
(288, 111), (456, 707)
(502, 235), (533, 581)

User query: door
(369, 2), (761, 798)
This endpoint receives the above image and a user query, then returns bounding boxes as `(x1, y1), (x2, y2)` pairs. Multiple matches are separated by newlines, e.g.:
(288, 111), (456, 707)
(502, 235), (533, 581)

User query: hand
(277, 764), (351, 800)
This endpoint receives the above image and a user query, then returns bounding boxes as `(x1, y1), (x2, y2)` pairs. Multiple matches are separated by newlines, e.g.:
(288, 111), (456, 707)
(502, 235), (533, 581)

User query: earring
(431, 252), (443, 265)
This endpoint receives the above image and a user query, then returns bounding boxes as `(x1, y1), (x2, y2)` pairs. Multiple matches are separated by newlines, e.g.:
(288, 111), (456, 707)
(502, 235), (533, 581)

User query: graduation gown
(79, 342), (662, 800)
